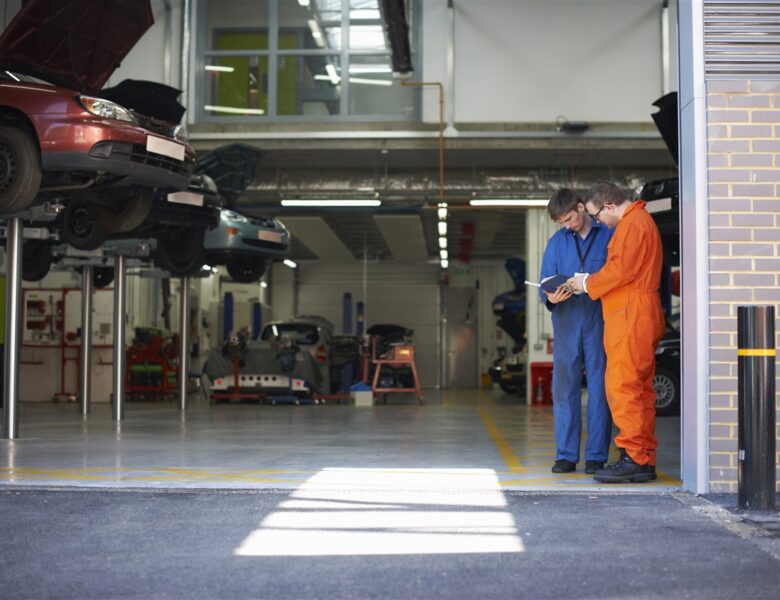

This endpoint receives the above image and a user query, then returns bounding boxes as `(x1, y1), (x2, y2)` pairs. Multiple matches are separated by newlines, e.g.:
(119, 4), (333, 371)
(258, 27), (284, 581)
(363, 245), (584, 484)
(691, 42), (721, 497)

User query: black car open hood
(0, 0), (154, 94)
(99, 80), (185, 124)
(195, 144), (261, 206)
(652, 92), (678, 165)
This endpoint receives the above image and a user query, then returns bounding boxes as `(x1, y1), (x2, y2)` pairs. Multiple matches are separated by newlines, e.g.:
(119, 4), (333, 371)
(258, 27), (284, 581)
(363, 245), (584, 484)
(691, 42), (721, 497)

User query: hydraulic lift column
(112, 255), (127, 421)
(79, 266), (93, 416)
(178, 276), (190, 411)
(3, 218), (22, 439)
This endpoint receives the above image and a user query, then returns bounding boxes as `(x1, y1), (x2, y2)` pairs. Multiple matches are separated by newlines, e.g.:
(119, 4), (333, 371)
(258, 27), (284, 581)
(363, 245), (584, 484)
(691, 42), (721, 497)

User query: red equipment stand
(125, 333), (180, 400)
(371, 339), (424, 404)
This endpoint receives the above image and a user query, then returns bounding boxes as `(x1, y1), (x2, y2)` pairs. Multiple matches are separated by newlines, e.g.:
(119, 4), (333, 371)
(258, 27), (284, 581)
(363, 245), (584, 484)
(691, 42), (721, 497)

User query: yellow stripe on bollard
(737, 349), (776, 356)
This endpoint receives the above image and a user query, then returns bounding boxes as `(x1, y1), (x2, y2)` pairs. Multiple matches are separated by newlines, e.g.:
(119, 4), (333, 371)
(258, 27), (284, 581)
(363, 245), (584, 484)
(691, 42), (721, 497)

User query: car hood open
(0, 0), (153, 94)
(99, 80), (185, 124)
(652, 92), (678, 165)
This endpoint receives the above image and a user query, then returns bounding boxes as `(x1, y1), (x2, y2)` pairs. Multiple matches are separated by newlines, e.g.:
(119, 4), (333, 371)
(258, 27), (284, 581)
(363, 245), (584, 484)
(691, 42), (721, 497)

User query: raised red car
(0, 0), (195, 248)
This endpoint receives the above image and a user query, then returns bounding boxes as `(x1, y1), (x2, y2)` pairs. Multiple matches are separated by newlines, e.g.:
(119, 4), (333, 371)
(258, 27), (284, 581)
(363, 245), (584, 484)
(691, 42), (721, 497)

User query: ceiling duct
(379, 0), (413, 76)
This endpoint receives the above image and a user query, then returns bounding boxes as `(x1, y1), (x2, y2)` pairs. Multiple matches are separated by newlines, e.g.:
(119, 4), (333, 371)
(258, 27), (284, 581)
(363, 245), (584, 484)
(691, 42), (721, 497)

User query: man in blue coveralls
(540, 188), (613, 474)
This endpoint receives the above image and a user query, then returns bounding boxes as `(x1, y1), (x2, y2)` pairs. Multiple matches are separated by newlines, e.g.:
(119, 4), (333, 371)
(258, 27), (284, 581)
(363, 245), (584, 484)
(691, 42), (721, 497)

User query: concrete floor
(0, 389), (681, 491)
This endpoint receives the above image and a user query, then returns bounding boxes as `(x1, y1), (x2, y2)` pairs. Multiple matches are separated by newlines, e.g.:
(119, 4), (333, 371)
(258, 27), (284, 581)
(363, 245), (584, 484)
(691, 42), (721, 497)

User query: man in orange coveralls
(567, 182), (665, 483)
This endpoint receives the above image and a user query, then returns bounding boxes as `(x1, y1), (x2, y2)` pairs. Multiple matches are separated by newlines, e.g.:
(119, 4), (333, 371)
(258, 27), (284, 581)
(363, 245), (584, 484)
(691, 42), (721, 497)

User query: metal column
(178, 276), (190, 411)
(111, 255), (127, 421)
(80, 266), (94, 416)
(3, 218), (22, 439)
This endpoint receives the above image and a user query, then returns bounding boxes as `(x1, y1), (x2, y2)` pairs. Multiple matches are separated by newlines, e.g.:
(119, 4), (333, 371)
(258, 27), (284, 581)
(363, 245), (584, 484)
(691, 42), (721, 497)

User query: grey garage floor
(0, 389), (680, 491)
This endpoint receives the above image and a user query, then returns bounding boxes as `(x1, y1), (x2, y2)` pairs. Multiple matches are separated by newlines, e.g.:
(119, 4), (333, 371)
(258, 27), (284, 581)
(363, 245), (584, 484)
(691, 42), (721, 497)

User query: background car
(654, 322), (680, 416)
(0, 0), (195, 240)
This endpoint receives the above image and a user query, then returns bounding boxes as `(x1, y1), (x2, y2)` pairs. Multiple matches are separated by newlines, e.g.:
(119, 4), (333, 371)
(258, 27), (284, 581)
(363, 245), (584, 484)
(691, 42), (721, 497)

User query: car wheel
(62, 199), (106, 250)
(0, 126), (42, 214)
(97, 188), (153, 233)
(226, 257), (267, 283)
(653, 365), (680, 416)
(22, 240), (53, 282)
(93, 266), (115, 288)
(156, 228), (205, 276)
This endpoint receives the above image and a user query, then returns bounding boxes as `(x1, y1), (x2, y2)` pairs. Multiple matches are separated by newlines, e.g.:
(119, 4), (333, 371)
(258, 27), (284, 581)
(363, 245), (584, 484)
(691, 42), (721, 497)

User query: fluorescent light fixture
(349, 65), (392, 74)
(308, 19), (325, 48)
(437, 221), (447, 236)
(441, 259), (449, 269)
(204, 65), (235, 73)
(438, 237), (447, 249)
(314, 74), (391, 86)
(283, 259), (298, 269)
(326, 63), (340, 85)
(281, 199), (381, 207)
(469, 199), (548, 207)
(437, 207), (448, 220)
(298, 0), (310, 6)
(439, 249), (448, 260)
(204, 104), (265, 115)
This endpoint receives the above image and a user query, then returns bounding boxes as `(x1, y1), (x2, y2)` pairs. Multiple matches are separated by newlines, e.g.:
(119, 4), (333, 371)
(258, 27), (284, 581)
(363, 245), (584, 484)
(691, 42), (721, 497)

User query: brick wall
(706, 80), (780, 493)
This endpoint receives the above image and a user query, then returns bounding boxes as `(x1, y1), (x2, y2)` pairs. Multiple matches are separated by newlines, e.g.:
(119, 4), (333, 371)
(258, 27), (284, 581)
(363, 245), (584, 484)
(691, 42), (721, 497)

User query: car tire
(22, 240), (53, 282)
(226, 257), (267, 283)
(653, 365), (680, 416)
(62, 199), (106, 250)
(0, 126), (42, 215)
(156, 228), (205, 276)
(97, 188), (153, 233)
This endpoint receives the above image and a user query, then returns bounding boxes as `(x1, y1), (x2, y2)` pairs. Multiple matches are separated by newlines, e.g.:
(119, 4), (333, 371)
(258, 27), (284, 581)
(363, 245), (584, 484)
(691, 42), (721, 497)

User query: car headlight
(173, 124), (189, 143)
(77, 95), (137, 124)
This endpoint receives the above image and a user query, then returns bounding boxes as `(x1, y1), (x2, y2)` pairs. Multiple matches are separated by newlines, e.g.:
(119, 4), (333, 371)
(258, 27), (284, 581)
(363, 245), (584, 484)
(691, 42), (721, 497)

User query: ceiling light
(314, 74), (391, 86)
(260, 281), (268, 289)
(437, 207), (448, 220)
(437, 221), (447, 236)
(204, 65), (235, 73)
(283, 259), (298, 269)
(298, 0), (310, 6)
(308, 19), (325, 48)
(440, 249), (448, 260)
(469, 199), (548, 207)
(281, 199), (381, 207)
(204, 104), (265, 115)
(438, 237), (447, 249)
(441, 259), (449, 269)
(326, 63), (340, 85)
(349, 65), (392, 74)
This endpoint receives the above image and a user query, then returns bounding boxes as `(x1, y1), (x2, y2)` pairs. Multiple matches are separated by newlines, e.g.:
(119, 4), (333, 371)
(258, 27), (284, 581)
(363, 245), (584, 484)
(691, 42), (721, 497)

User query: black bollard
(737, 305), (776, 510)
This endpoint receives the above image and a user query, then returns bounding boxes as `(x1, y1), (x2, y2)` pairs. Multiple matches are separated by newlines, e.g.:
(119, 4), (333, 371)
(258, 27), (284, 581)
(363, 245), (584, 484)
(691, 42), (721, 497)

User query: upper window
(196, 0), (417, 121)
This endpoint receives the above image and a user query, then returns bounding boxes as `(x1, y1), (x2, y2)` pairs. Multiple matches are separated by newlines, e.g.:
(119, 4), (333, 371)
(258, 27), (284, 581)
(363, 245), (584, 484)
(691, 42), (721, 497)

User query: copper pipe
(401, 80), (445, 202)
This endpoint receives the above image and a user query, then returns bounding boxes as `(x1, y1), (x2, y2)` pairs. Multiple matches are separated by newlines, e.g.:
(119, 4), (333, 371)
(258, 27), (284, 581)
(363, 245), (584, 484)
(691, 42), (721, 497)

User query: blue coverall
(539, 221), (613, 464)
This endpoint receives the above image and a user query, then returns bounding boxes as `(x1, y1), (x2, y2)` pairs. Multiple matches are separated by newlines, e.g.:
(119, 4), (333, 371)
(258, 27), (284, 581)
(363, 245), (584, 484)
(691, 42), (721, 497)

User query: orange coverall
(585, 201), (665, 466)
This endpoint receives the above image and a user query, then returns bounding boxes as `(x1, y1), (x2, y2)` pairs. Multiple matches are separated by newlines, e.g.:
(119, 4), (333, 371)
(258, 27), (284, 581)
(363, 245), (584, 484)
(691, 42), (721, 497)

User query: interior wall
(422, 0), (676, 124)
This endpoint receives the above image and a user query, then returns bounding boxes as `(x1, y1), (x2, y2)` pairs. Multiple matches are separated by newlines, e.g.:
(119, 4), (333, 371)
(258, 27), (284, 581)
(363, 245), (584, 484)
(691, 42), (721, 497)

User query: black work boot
(551, 459), (576, 473)
(584, 460), (604, 475)
(593, 450), (654, 483)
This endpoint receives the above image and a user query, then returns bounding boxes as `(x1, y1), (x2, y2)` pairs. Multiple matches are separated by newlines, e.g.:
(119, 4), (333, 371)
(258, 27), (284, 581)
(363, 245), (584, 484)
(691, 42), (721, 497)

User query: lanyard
(573, 227), (599, 271)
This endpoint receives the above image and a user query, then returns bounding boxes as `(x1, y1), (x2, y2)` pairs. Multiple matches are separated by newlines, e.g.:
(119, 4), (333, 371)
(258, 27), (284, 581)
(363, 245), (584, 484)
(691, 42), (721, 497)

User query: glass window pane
(348, 56), (413, 116)
(205, 0), (270, 50)
(282, 0), (343, 50)
(349, 0), (386, 51)
(203, 56), (269, 117)
(277, 55), (342, 116)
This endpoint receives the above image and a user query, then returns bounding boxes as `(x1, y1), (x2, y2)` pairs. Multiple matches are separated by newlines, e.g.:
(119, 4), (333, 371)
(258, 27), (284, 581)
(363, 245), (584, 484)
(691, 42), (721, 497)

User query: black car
(654, 324), (680, 416)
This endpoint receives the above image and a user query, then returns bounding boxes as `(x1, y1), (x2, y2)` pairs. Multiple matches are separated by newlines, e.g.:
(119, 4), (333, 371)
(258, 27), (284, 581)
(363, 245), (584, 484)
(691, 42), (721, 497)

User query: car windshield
(0, 70), (53, 85)
(262, 324), (319, 345)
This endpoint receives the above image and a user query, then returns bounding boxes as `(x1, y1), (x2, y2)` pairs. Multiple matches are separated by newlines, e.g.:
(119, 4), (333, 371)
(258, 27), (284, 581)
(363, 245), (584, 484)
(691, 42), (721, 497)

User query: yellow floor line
(478, 407), (526, 473)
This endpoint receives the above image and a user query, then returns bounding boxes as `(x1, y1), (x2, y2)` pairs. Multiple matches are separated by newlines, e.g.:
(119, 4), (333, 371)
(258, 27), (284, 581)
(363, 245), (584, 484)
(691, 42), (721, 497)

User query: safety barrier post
(737, 305), (776, 510)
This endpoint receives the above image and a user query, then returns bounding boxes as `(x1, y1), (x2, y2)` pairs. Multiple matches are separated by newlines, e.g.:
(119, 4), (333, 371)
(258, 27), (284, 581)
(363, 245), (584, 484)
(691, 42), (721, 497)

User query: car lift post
(3, 218), (23, 439)
(178, 276), (190, 411)
(79, 265), (93, 416)
(112, 255), (127, 421)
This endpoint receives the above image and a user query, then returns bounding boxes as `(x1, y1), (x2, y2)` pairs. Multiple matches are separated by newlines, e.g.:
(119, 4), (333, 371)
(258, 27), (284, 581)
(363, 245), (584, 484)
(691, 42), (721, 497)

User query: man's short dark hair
(584, 182), (627, 208)
(547, 188), (583, 221)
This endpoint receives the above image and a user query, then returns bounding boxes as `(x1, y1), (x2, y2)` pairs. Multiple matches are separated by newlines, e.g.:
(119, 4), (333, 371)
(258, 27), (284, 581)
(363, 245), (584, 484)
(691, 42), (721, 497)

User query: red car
(0, 0), (195, 248)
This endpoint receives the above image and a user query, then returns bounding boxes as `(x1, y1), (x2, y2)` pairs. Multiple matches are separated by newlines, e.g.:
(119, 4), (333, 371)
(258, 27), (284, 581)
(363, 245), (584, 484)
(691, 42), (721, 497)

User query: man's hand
(544, 285), (573, 304)
(567, 275), (586, 293)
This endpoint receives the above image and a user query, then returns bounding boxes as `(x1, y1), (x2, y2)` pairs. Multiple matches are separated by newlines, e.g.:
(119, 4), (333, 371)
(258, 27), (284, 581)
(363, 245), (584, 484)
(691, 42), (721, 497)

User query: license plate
(257, 229), (282, 243)
(167, 191), (204, 206)
(146, 135), (185, 161)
